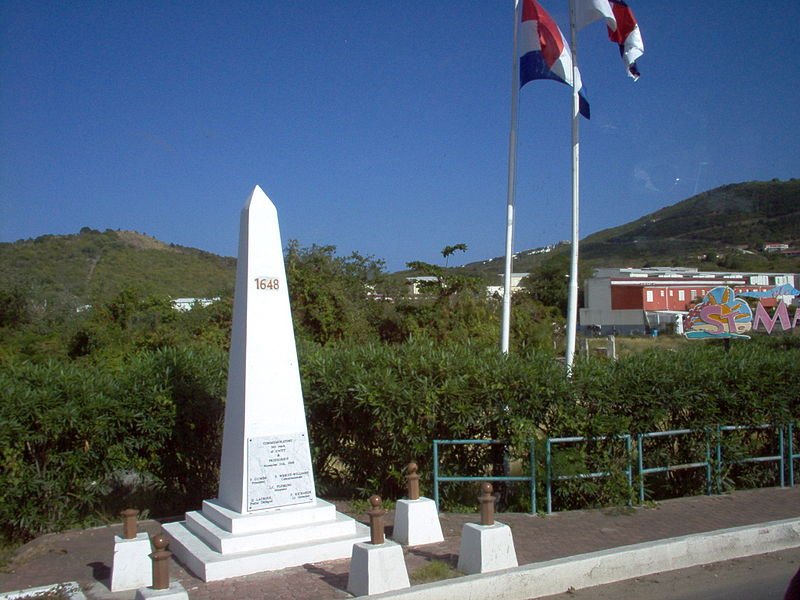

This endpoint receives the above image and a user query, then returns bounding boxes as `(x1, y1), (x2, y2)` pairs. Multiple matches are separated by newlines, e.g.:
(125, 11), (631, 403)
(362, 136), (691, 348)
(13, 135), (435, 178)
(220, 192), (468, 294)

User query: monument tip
(244, 185), (276, 213)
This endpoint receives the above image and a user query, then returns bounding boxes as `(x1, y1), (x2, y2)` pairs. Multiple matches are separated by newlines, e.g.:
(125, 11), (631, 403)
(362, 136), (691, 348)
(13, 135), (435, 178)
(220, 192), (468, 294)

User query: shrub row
(1, 336), (797, 540)
(302, 337), (799, 502)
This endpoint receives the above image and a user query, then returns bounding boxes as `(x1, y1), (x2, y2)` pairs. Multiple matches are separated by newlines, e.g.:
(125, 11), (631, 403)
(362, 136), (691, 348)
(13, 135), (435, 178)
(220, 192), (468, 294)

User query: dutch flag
(518, 0), (590, 119)
(607, 0), (644, 80)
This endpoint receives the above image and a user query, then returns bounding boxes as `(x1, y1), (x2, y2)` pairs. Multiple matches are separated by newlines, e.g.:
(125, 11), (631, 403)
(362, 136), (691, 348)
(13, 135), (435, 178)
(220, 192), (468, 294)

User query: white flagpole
(501, 0), (522, 354)
(565, 0), (581, 371)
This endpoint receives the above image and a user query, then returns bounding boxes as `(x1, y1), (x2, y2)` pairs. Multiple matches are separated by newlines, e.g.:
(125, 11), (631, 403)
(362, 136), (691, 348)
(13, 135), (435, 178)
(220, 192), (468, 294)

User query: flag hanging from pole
(607, 0), (644, 80)
(574, 0), (617, 31)
(519, 0), (590, 119)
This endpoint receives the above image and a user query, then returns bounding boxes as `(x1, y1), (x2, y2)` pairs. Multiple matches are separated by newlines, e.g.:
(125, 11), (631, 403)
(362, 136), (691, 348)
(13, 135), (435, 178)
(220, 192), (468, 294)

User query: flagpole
(565, 0), (581, 371)
(501, 0), (522, 354)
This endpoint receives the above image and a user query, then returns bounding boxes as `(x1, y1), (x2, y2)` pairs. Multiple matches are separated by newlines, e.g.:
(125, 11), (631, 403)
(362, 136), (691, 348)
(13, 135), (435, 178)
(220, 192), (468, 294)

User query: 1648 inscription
(247, 434), (314, 511)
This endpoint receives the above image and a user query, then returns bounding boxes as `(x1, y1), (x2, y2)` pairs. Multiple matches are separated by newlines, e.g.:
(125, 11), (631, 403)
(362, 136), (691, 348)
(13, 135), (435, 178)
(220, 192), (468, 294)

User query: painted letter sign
(684, 285), (799, 339)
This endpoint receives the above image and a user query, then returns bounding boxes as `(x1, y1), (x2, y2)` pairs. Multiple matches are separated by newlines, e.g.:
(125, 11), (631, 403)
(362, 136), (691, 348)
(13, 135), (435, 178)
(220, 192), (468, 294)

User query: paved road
(540, 547), (800, 600)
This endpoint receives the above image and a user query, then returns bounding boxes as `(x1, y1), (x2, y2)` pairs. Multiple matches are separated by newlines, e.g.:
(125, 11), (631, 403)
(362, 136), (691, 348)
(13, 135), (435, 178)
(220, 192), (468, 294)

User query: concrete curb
(0, 581), (87, 600)
(365, 517), (800, 599)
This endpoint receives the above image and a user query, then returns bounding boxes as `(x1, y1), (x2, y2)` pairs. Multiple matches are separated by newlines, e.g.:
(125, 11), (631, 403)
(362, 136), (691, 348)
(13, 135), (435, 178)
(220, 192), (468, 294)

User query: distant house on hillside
(405, 276), (441, 296)
(172, 297), (219, 311)
(487, 273), (530, 297)
(579, 267), (797, 335)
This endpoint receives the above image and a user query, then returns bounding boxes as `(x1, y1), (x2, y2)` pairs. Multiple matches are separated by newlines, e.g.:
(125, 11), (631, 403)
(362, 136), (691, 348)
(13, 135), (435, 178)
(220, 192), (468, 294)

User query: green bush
(300, 337), (798, 507)
(1, 332), (797, 540)
(0, 358), (173, 539)
(0, 345), (226, 541)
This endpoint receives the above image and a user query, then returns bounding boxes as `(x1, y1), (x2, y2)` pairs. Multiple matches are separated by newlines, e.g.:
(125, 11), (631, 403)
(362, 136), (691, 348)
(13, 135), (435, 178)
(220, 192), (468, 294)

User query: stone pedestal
(347, 541), (410, 597)
(134, 581), (189, 600)
(110, 532), (152, 592)
(164, 498), (368, 581)
(393, 498), (444, 546)
(457, 521), (518, 574)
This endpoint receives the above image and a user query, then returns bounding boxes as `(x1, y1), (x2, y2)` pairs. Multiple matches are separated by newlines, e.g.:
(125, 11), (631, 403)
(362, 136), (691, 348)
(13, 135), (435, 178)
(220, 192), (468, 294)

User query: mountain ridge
(458, 179), (800, 280)
(2, 180), (798, 307)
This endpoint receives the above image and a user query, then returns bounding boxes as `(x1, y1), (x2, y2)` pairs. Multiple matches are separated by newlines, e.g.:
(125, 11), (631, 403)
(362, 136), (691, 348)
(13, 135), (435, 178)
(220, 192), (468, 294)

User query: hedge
(1, 336), (797, 540)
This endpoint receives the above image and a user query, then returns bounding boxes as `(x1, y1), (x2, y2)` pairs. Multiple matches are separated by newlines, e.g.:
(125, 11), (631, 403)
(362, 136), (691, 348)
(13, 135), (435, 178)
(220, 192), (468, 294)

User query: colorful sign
(684, 285), (799, 339)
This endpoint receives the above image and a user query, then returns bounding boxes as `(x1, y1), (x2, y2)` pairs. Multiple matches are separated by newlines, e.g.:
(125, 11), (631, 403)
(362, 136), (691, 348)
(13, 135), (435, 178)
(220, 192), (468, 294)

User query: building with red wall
(579, 267), (797, 335)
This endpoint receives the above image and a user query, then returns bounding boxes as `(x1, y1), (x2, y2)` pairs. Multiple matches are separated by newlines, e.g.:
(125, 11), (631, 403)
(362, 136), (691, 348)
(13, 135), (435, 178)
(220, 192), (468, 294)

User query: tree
(284, 241), (387, 344)
(0, 287), (28, 328)
(522, 253), (592, 319)
(402, 244), (497, 343)
(522, 254), (571, 317)
(441, 243), (468, 267)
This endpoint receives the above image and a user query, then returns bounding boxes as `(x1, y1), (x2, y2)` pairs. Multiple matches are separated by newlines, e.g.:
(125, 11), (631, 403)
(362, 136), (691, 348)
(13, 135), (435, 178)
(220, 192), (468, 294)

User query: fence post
(529, 440), (537, 515)
(433, 441), (440, 510)
(790, 423), (795, 487)
(637, 435), (645, 504)
(546, 439), (552, 514)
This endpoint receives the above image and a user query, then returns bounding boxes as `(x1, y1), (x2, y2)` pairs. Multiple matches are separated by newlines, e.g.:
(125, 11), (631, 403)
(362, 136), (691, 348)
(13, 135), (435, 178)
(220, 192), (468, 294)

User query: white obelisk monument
(164, 186), (369, 581)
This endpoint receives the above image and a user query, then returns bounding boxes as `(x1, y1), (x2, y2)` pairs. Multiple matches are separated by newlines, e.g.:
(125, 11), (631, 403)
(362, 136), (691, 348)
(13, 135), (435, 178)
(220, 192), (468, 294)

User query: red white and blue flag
(607, 0), (644, 80)
(574, 0), (617, 31)
(518, 0), (590, 119)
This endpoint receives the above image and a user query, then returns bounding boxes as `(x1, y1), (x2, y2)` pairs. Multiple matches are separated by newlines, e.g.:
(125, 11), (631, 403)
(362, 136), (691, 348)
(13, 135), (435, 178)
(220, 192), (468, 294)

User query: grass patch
(0, 538), (24, 573)
(409, 560), (460, 584)
(349, 497), (396, 515)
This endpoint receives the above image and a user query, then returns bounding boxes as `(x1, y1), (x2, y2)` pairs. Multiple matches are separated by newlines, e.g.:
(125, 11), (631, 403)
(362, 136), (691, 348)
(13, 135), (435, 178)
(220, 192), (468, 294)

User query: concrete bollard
(348, 495), (410, 595)
(367, 495), (386, 545)
(479, 482), (495, 526)
(457, 481), (517, 574)
(134, 532), (189, 600)
(406, 462), (420, 501)
(121, 508), (139, 540)
(150, 533), (171, 590)
(110, 509), (151, 592)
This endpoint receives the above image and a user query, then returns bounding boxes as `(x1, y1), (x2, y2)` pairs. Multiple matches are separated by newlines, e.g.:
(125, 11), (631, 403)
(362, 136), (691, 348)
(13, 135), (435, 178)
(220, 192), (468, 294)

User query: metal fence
(433, 422), (797, 514)
(546, 434), (632, 514)
(789, 423), (798, 487)
(432, 439), (537, 514)
(637, 428), (712, 504)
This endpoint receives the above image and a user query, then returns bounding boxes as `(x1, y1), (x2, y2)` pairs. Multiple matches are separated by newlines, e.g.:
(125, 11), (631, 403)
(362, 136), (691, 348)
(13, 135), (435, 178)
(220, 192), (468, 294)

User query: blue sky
(1, 1), (798, 272)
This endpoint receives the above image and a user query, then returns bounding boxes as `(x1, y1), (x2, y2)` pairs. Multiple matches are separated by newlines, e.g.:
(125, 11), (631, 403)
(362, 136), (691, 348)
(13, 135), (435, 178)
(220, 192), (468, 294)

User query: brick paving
(1, 486), (798, 599)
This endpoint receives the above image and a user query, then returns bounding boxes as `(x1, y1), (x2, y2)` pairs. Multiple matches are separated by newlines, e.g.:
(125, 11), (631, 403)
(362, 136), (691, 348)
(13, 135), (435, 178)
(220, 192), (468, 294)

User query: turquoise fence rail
(432, 439), (536, 514)
(637, 429), (712, 504)
(546, 434), (632, 514)
(717, 424), (785, 489)
(433, 424), (796, 516)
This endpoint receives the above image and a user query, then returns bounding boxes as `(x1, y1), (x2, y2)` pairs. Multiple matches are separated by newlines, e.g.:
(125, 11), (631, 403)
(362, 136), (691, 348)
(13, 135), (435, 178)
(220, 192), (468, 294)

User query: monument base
(163, 498), (369, 582)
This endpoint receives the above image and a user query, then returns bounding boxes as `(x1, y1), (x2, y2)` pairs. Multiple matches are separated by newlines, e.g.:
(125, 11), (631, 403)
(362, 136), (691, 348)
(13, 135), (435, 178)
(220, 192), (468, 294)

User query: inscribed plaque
(247, 433), (314, 511)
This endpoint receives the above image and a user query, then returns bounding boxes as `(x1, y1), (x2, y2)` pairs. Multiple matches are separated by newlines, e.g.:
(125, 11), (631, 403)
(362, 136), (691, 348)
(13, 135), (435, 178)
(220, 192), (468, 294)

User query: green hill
(2, 180), (797, 309)
(460, 179), (800, 280)
(0, 228), (235, 309)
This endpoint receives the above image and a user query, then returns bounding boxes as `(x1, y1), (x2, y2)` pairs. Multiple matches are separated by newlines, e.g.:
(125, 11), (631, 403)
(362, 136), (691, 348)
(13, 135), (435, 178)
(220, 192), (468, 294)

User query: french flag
(519, 0), (590, 119)
(607, 0), (644, 80)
